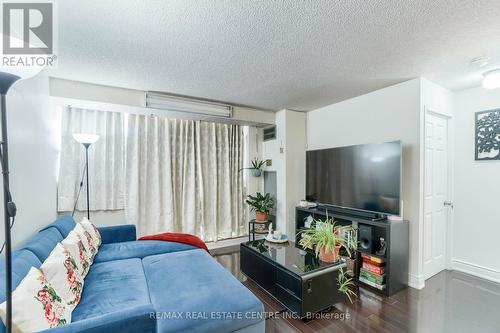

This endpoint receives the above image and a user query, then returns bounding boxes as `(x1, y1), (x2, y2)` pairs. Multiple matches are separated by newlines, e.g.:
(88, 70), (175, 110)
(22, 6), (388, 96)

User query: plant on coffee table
(298, 216), (358, 303)
(298, 216), (345, 263)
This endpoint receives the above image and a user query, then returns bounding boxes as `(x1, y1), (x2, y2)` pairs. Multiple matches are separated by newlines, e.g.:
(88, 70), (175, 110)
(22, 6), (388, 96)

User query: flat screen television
(306, 140), (401, 215)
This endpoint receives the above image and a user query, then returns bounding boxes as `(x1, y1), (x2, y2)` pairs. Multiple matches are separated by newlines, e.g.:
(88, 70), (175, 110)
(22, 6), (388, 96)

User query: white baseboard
(451, 259), (500, 284)
(408, 273), (425, 289)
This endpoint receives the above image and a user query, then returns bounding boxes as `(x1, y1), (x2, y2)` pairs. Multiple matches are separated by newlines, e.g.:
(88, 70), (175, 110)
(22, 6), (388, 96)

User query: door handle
(443, 201), (454, 209)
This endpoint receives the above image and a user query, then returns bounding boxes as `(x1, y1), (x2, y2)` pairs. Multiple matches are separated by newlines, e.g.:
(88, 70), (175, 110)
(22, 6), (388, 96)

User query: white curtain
(58, 107), (125, 212)
(125, 114), (246, 241)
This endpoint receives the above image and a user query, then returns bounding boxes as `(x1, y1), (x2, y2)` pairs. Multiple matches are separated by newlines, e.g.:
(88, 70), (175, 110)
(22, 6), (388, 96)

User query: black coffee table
(240, 239), (346, 319)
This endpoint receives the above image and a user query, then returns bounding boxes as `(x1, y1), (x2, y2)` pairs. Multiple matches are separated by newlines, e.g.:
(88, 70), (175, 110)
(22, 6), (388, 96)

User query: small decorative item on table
(265, 231), (288, 244)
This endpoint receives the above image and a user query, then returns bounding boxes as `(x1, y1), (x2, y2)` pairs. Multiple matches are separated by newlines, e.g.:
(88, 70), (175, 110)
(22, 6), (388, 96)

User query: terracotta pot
(255, 211), (268, 222)
(319, 245), (341, 263)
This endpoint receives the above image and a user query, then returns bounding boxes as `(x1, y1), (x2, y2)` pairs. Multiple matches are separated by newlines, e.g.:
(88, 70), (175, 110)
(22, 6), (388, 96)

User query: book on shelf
(361, 253), (385, 264)
(360, 269), (386, 285)
(362, 257), (385, 267)
(359, 276), (386, 290)
(362, 261), (386, 275)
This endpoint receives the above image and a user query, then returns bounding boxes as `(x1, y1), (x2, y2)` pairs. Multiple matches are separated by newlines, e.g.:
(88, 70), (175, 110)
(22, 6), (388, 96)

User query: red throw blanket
(139, 232), (209, 253)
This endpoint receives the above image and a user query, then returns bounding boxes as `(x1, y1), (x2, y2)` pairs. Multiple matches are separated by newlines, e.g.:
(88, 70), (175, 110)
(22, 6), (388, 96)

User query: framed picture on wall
(475, 109), (500, 161)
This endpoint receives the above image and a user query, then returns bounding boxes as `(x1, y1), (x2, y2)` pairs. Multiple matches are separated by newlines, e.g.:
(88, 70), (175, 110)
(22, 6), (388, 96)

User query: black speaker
(359, 225), (374, 253)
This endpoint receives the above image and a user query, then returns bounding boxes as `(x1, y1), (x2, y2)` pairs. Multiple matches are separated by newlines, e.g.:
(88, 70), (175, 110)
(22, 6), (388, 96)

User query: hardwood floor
(213, 248), (500, 333)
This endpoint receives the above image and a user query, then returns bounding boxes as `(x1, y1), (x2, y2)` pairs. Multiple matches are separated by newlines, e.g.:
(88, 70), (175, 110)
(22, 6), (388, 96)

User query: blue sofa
(0, 216), (265, 333)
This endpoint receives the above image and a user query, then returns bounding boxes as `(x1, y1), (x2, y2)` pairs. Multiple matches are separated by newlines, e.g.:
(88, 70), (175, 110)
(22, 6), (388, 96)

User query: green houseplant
(298, 216), (345, 263)
(298, 215), (358, 303)
(250, 158), (266, 177)
(245, 192), (274, 222)
(338, 268), (357, 303)
(240, 158), (267, 177)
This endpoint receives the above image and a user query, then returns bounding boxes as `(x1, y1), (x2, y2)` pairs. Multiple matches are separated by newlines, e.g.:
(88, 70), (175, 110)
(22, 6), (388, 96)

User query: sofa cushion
(62, 231), (92, 278)
(71, 258), (150, 321)
(98, 225), (136, 244)
(0, 249), (42, 304)
(40, 243), (84, 310)
(0, 267), (72, 332)
(79, 218), (102, 247)
(21, 227), (63, 262)
(93, 240), (196, 263)
(41, 216), (76, 238)
(74, 223), (97, 263)
(143, 249), (264, 333)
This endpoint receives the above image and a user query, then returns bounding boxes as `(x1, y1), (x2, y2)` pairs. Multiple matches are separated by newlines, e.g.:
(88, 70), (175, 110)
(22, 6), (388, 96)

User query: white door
(423, 112), (450, 279)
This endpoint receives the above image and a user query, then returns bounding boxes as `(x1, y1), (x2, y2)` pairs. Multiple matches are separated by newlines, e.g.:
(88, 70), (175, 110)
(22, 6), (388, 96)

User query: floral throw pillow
(0, 267), (71, 332)
(79, 217), (101, 248)
(40, 243), (84, 310)
(62, 231), (91, 278)
(74, 223), (97, 263)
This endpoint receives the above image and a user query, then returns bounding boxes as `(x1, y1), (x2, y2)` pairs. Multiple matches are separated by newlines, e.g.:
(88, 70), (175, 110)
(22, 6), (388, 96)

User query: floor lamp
(71, 134), (99, 220)
(0, 67), (43, 333)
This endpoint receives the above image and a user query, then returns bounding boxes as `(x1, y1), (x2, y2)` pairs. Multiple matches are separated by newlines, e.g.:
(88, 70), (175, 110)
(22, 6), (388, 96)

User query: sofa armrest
(40, 304), (156, 333)
(98, 224), (137, 244)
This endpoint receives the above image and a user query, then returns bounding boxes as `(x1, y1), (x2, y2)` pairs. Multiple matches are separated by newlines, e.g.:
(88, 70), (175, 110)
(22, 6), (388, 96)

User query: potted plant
(338, 268), (357, 303)
(298, 216), (345, 263)
(338, 226), (358, 276)
(245, 192), (274, 222)
(240, 158), (267, 177)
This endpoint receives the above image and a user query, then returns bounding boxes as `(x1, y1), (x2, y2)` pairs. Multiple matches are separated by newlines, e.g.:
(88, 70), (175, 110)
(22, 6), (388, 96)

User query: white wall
(263, 111), (286, 232)
(263, 110), (307, 236)
(0, 74), (59, 248)
(452, 87), (500, 283)
(284, 111), (307, 235)
(307, 78), (423, 288)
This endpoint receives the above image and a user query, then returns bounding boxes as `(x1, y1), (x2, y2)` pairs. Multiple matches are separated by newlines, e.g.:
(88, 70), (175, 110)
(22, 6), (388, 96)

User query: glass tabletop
(241, 239), (344, 276)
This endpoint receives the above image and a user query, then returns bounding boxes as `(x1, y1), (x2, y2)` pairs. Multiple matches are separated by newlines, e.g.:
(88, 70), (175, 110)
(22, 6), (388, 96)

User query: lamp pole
(84, 144), (90, 220)
(72, 134), (99, 220)
(0, 72), (21, 333)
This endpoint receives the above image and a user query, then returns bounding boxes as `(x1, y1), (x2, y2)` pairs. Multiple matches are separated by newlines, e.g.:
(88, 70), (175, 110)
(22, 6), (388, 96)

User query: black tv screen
(306, 141), (401, 215)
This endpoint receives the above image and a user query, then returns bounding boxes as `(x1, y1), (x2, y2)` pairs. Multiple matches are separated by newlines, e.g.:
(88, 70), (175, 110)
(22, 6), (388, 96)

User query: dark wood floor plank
(213, 248), (500, 333)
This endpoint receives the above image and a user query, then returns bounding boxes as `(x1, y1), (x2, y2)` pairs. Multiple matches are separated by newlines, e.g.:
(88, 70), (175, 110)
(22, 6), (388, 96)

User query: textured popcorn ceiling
(52, 0), (500, 111)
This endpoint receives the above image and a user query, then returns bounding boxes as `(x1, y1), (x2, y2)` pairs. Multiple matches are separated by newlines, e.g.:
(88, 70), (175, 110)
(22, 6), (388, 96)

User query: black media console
(295, 206), (409, 296)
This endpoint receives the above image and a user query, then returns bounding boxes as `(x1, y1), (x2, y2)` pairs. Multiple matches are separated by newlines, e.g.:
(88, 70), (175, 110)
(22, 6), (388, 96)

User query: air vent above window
(145, 92), (232, 118)
(263, 125), (276, 141)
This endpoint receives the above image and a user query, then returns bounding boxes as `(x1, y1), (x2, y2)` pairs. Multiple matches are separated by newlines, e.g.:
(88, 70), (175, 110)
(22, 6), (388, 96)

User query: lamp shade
(482, 69), (500, 90)
(0, 36), (45, 94)
(72, 133), (100, 145)
(0, 36), (45, 80)
(0, 64), (44, 81)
